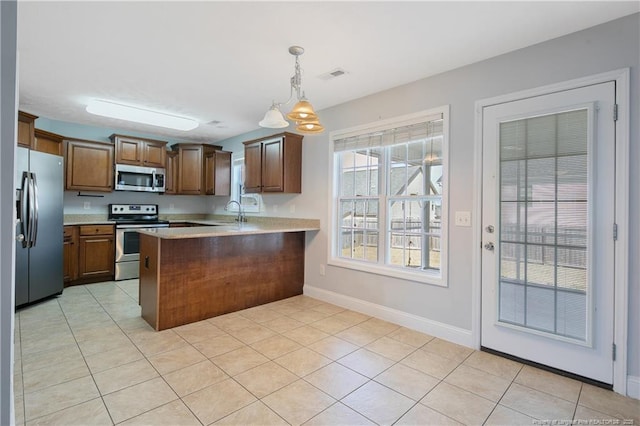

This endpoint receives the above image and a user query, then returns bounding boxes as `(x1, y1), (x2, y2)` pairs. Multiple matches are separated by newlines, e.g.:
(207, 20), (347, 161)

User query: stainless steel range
(109, 204), (169, 280)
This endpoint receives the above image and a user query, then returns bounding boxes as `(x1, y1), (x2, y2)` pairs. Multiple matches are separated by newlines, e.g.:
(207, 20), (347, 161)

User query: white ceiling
(17, 1), (639, 143)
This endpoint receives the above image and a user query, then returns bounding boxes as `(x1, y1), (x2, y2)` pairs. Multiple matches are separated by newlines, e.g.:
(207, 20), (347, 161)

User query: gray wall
(218, 14), (640, 380)
(0, 1), (17, 424)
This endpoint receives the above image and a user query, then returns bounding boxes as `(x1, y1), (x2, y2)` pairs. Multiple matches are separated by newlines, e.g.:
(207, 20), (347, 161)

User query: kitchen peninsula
(137, 218), (319, 330)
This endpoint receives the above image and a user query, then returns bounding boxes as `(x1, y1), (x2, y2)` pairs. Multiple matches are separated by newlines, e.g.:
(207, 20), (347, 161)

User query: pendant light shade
(258, 104), (289, 128)
(286, 99), (318, 122)
(296, 119), (325, 134)
(259, 46), (324, 133)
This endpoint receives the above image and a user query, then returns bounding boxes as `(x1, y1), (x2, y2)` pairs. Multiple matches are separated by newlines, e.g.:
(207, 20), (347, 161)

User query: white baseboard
(627, 375), (640, 400)
(303, 284), (473, 348)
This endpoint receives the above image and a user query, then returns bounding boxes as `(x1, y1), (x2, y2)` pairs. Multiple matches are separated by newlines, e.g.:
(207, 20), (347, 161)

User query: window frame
(328, 106), (450, 286)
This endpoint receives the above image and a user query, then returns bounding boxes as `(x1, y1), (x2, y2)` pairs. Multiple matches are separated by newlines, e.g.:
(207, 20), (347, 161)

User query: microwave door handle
(152, 171), (156, 190)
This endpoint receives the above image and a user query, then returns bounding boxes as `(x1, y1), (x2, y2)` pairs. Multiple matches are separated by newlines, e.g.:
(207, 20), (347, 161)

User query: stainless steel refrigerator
(15, 147), (64, 306)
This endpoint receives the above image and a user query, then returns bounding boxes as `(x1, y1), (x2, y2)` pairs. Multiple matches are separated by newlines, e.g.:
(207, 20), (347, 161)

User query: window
(229, 156), (262, 213)
(330, 107), (449, 285)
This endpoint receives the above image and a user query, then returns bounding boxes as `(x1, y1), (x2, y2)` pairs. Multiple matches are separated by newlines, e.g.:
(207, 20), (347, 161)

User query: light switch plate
(455, 211), (471, 227)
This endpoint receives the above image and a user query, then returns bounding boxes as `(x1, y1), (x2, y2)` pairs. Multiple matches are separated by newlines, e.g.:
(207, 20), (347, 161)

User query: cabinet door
(144, 141), (167, 168)
(63, 226), (78, 284)
(165, 151), (178, 194)
(243, 143), (262, 193)
(115, 137), (142, 165)
(214, 151), (232, 196)
(65, 140), (114, 192)
(33, 129), (63, 156)
(262, 139), (285, 192)
(17, 111), (36, 148)
(177, 145), (203, 194)
(204, 152), (215, 195)
(78, 235), (114, 279)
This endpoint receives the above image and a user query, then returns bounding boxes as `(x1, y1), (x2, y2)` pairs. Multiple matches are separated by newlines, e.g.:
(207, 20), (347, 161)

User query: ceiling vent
(318, 68), (347, 81)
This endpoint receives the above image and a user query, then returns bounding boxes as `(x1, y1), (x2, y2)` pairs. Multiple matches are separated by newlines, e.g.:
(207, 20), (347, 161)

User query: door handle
(485, 225), (494, 233)
(31, 172), (39, 247)
(484, 242), (495, 251)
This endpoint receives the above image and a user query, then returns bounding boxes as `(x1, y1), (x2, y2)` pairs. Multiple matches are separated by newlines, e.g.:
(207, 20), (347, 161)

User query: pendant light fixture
(259, 45), (324, 134)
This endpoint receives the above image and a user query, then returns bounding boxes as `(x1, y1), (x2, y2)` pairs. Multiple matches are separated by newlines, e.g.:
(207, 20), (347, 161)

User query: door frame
(471, 68), (630, 395)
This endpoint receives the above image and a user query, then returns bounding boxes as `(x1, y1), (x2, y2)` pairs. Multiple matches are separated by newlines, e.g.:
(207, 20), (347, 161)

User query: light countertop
(138, 219), (320, 239)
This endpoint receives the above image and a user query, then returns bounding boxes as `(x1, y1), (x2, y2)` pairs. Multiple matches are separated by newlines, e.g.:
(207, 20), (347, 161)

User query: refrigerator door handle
(18, 172), (29, 248)
(26, 173), (35, 248)
(31, 172), (39, 247)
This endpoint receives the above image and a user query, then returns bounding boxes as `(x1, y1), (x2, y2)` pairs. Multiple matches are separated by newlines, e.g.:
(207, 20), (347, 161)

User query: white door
(481, 82), (616, 384)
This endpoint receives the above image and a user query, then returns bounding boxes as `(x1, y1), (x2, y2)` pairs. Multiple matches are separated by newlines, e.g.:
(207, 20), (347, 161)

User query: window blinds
(333, 113), (443, 152)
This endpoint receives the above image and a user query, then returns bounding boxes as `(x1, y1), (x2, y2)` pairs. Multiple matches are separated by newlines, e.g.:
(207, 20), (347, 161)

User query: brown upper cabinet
(17, 111), (64, 156)
(64, 139), (114, 192)
(34, 128), (64, 156)
(164, 150), (179, 195)
(170, 143), (231, 195)
(243, 132), (303, 194)
(17, 111), (37, 149)
(110, 134), (168, 168)
(205, 149), (232, 196)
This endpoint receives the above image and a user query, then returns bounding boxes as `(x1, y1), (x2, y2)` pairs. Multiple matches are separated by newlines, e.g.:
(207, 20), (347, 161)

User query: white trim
(612, 68), (630, 397)
(327, 258), (445, 286)
(626, 376), (640, 400)
(472, 68), (630, 395)
(304, 284), (473, 347)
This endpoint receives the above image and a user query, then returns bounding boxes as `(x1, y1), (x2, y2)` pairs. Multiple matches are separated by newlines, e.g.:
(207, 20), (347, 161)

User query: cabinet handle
(144, 256), (149, 269)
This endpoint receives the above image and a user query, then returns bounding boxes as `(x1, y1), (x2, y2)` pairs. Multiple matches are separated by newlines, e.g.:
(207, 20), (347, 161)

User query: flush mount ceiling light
(259, 45), (324, 134)
(86, 100), (199, 131)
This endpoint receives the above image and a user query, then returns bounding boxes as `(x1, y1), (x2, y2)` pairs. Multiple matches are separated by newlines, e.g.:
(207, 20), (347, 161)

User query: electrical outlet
(83, 201), (91, 210)
(169, 203), (175, 210)
(319, 264), (326, 276)
(289, 204), (296, 213)
(273, 205), (279, 213)
(455, 211), (471, 227)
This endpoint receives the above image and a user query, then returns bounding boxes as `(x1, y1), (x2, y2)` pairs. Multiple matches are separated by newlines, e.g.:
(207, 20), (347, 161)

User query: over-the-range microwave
(114, 164), (165, 193)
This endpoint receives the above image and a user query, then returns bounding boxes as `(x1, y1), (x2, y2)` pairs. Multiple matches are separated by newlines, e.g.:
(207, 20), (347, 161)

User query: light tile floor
(13, 280), (640, 425)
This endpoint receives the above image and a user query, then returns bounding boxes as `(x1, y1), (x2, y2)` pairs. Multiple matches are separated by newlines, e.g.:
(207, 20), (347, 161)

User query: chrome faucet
(225, 200), (246, 222)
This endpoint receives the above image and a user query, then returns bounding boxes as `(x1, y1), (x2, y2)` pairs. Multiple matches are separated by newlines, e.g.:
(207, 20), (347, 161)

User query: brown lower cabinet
(65, 224), (115, 285)
(63, 226), (79, 285)
(139, 231), (305, 330)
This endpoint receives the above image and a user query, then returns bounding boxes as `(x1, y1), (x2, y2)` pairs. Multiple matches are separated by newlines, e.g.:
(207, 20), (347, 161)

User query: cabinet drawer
(63, 226), (75, 239)
(79, 225), (114, 236)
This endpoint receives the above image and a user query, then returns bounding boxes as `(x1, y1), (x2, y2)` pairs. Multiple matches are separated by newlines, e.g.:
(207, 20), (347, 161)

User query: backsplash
(63, 190), (210, 215)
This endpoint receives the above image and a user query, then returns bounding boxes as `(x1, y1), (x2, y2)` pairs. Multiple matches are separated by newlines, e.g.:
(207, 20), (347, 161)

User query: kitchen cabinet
(175, 143), (206, 195)
(17, 111), (37, 149)
(205, 149), (232, 196)
(164, 150), (179, 194)
(78, 225), (114, 281)
(170, 143), (231, 195)
(243, 132), (303, 194)
(111, 134), (168, 168)
(63, 226), (79, 285)
(17, 111), (64, 156)
(65, 139), (114, 192)
(34, 128), (64, 156)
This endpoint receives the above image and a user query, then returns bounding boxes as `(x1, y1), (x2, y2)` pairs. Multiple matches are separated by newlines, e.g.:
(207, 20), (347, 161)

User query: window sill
(327, 258), (446, 287)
